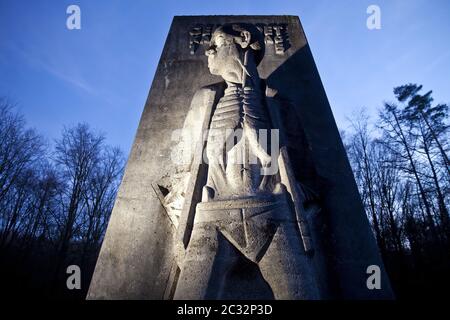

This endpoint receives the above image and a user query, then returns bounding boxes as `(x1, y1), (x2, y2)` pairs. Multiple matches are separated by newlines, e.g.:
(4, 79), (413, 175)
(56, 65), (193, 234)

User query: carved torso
(204, 82), (277, 201)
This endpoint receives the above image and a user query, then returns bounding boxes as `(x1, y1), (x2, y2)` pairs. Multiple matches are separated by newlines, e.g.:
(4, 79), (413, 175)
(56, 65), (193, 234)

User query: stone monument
(88, 16), (394, 300)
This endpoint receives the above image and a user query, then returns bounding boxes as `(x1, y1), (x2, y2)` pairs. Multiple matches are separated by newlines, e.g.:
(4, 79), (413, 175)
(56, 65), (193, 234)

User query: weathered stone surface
(88, 15), (394, 300)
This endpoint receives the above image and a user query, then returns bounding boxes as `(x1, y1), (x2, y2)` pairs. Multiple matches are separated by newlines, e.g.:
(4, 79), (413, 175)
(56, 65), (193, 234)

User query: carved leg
(173, 224), (238, 299)
(258, 221), (320, 300)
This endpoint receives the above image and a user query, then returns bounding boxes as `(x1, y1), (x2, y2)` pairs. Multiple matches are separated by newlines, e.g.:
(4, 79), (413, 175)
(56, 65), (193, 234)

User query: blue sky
(1, 0), (449, 154)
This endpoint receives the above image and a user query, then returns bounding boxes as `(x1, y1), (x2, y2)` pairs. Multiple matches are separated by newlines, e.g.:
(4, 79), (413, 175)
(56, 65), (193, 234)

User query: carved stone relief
(158, 23), (321, 299)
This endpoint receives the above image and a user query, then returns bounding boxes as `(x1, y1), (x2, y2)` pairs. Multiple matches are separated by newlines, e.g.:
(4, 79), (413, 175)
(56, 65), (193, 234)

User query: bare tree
(53, 123), (105, 270)
(19, 163), (61, 256)
(77, 146), (124, 266)
(0, 99), (125, 298)
(396, 84), (449, 239)
(347, 110), (386, 256)
(0, 98), (44, 251)
(345, 84), (449, 298)
(378, 102), (438, 242)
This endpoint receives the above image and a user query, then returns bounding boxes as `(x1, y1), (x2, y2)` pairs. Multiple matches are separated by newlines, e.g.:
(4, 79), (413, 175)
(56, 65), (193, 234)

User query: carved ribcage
(210, 86), (268, 131)
(242, 92), (269, 130)
(210, 89), (242, 130)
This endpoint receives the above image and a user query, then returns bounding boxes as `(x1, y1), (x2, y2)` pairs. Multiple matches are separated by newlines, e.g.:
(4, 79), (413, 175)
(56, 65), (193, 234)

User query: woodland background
(0, 83), (448, 299)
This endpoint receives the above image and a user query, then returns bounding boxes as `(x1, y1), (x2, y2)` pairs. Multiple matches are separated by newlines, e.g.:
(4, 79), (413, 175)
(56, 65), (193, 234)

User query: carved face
(205, 30), (244, 84)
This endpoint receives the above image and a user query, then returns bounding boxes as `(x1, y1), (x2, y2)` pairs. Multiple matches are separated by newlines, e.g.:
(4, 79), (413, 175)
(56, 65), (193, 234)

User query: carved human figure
(202, 24), (280, 202)
(171, 24), (320, 299)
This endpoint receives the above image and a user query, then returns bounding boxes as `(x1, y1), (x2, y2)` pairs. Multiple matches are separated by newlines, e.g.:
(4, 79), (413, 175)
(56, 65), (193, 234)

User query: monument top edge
(173, 15), (300, 20)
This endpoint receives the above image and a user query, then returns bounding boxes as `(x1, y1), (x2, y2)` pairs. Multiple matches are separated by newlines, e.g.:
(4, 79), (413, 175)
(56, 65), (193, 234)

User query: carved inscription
(189, 23), (289, 55)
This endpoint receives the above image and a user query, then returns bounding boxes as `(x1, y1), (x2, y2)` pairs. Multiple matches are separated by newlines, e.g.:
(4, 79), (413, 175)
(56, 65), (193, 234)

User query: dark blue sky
(1, 0), (449, 154)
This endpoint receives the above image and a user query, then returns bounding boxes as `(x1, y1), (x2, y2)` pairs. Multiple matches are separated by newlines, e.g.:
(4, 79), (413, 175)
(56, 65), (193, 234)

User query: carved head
(205, 23), (265, 83)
